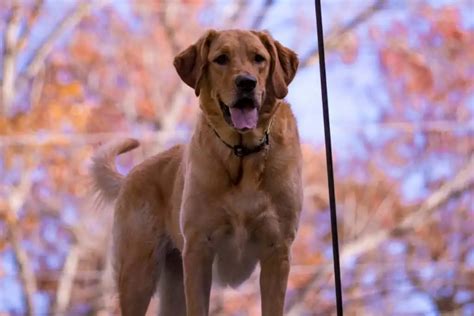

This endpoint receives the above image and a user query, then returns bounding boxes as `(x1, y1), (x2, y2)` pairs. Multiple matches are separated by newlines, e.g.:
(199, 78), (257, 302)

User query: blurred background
(0, 0), (473, 315)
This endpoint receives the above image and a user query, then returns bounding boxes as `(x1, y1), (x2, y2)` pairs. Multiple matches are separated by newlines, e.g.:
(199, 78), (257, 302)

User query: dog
(91, 29), (302, 316)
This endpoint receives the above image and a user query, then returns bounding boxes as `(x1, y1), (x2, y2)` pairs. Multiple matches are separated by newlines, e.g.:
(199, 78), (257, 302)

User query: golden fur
(91, 29), (302, 316)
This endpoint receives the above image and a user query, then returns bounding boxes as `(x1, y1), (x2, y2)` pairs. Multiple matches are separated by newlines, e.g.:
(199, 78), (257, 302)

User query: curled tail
(90, 138), (140, 204)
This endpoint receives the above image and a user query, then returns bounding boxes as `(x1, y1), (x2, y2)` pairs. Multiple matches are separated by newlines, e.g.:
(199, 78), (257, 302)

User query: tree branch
(300, 0), (386, 68)
(5, 169), (37, 316)
(20, 0), (107, 80)
(7, 226), (37, 316)
(251, 0), (274, 29)
(226, 0), (249, 26)
(159, 1), (181, 55)
(1, 1), (21, 115)
(15, 0), (44, 53)
(52, 245), (80, 315)
(286, 157), (474, 313)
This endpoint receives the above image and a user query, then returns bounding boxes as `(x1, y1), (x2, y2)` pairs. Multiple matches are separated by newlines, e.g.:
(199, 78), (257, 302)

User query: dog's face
(174, 30), (298, 132)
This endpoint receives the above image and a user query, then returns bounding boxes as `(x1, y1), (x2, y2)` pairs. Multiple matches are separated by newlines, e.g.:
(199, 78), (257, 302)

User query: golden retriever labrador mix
(91, 29), (302, 316)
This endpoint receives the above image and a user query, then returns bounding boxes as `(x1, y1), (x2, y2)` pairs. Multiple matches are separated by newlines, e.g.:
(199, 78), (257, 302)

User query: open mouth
(219, 97), (259, 131)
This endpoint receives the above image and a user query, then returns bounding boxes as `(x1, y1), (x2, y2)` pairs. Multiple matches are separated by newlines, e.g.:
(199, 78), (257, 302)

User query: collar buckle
(233, 145), (246, 157)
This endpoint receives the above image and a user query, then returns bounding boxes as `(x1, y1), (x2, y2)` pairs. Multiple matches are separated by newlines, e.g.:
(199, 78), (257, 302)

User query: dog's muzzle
(219, 96), (259, 131)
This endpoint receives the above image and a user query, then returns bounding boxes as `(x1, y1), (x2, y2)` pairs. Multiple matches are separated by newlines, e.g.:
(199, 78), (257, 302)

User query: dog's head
(174, 29), (298, 132)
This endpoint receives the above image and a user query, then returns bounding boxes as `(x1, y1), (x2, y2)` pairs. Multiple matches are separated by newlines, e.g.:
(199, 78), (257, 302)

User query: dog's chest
(211, 188), (279, 287)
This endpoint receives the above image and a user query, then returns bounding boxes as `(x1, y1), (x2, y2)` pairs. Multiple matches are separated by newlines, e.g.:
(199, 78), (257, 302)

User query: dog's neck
(195, 114), (273, 185)
(193, 99), (282, 185)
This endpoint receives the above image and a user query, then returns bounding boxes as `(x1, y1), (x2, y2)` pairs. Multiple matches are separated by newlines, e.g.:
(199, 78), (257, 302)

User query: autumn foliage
(0, 1), (473, 315)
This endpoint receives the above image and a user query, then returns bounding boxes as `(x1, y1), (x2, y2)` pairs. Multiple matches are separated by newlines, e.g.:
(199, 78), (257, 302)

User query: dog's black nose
(235, 75), (257, 92)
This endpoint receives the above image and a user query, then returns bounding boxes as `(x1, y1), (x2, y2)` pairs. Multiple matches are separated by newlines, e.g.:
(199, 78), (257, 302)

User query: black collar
(211, 127), (270, 157)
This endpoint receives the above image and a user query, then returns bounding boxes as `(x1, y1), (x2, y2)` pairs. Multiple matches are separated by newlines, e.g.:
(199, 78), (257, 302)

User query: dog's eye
(214, 54), (229, 65)
(254, 54), (265, 63)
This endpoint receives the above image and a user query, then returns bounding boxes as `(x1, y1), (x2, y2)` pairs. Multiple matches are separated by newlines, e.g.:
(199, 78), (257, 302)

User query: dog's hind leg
(159, 248), (186, 316)
(113, 203), (167, 316)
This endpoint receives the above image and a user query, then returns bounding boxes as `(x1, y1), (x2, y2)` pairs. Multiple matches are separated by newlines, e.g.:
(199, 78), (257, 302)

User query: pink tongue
(229, 107), (258, 129)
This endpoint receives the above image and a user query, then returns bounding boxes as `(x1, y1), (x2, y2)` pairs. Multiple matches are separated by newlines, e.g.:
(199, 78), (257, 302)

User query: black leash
(314, 0), (344, 315)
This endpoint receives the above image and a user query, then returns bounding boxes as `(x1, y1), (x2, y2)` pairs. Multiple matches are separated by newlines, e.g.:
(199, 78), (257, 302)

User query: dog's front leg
(260, 243), (291, 316)
(183, 233), (214, 316)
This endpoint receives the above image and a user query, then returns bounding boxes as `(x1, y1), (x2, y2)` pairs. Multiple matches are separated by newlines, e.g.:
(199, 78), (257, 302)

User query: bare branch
(16, 0), (44, 53)
(147, 84), (191, 153)
(1, 1), (21, 115)
(159, 1), (181, 54)
(29, 62), (45, 108)
(160, 85), (189, 132)
(226, 0), (249, 25)
(53, 245), (81, 315)
(251, 0), (274, 29)
(300, 0), (386, 68)
(21, 0), (108, 80)
(7, 226), (37, 316)
(5, 168), (37, 316)
(95, 240), (115, 314)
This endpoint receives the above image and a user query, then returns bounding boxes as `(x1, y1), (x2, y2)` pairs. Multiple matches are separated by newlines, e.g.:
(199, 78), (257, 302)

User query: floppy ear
(256, 31), (299, 99)
(173, 30), (217, 96)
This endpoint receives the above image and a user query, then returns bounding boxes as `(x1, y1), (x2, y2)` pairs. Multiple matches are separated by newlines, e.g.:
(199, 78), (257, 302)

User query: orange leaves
(401, 52), (434, 94)
(56, 82), (83, 99)
(47, 103), (85, 129)
(182, 0), (205, 4)
(86, 103), (128, 133)
(373, 3), (473, 165)
(69, 32), (101, 66)
(380, 46), (434, 95)
(422, 5), (467, 45)
(377, 4), (473, 104)
(136, 99), (157, 120)
(0, 102), (92, 137)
